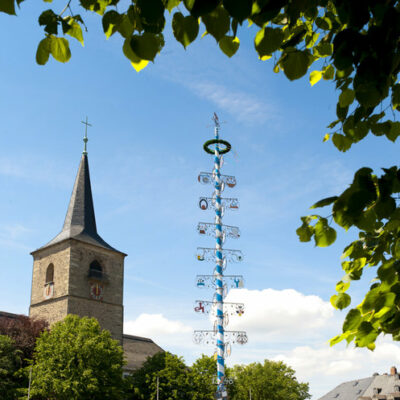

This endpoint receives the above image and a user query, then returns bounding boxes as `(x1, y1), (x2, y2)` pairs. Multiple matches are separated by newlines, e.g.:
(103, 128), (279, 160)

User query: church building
(1, 135), (162, 372)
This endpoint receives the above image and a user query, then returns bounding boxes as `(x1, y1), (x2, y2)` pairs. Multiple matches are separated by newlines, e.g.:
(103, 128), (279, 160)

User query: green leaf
(330, 334), (345, 346)
(386, 122), (400, 142)
(219, 36), (240, 57)
(130, 33), (164, 61)
(38, 9), (59, 35)
(315, 16), (332, 30)
(0, 0), (15, 15)
(339, 89), (355, 107)
(361, 288), (380, 314)
(310, 196), (338, 209)
(305, 32), (319, 48)
(314, 217), (337, 247)
(172, 12), (199, 49)
(36, 37), (51, 65)
(336, 280), (350, 293)
(117, 14), (135, 39)
(184, 0), (219, 17)
(322, 64), (334, 80)
(314, 42), (333, 57)
(296, 217), (315, 242)
(80, 0), (111, 15)
(355, 321), (378, 347)
(309, 70), (322, 86)
(332, 133), (352, 152)
(222, 0), (252, 22)
(165, 0), (180, 13)
(392, 84), (400, 110)
(63, 17), (84, 46)
(343, 309), (362, 332)
(281, 50), (310, 81)
(122, 38), (149, 72)
(50, 36), (71, 63)
(102, 10), (122, 39)
(331, 293), (351, 310)
(201, 5), (230, 41)
(254, 27), (284, 57)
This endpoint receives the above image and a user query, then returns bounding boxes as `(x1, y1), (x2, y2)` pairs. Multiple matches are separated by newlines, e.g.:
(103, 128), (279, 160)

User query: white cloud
(123, 290), (400, 400)
(124, 313), (194, 350)
(272, 340), (400, 399)
(186, 81), (277, 125)
(225, 288), (333, 341)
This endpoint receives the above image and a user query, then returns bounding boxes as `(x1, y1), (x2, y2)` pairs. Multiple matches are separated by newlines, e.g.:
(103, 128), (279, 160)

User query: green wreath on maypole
(203, 139), (231, 155)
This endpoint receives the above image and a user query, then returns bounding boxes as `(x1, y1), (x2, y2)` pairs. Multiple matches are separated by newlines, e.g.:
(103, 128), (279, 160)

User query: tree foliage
(1, 0), (399, 149)
(3, 0), (400, 350)
(297, 167), (400, 350)
(0, 315), (48, 365)
(127, 351), (192, 400)
(228, 360), (310, 400)
(188, 355), (216, 400)
(30, 315), (125, 400)
(0, 335), (22, 400)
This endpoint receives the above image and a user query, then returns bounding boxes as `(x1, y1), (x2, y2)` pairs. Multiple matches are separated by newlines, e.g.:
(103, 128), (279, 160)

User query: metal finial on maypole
(194, 113), (247, 400)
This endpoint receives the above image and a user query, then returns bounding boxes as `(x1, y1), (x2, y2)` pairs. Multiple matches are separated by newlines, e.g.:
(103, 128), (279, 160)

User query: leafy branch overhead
(297, 167), (400, 350)
(3, 0), (400, 351)
(2, 0), (399, 150)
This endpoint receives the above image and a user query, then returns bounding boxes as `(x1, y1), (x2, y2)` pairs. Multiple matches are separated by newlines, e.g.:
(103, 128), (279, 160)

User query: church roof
(34, 154), (124, 255)
(123, 334), (164, 371)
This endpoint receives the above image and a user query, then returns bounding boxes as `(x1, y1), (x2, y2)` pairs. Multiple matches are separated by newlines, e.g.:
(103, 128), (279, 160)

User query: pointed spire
(36, 129), (124, 254)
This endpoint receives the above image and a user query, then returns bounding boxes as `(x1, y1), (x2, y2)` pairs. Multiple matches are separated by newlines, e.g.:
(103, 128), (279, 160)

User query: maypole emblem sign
(194, 113), (247, 400)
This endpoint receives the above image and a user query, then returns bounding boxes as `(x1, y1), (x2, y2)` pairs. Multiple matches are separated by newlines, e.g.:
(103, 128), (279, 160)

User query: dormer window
(88, 260), (103, 280)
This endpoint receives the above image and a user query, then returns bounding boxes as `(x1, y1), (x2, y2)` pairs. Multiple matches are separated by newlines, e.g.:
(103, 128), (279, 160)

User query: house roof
(319, 368), (400, 400)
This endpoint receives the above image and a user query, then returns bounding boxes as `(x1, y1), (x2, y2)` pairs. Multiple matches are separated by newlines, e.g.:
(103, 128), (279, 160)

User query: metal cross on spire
(81, 116), (92, 155)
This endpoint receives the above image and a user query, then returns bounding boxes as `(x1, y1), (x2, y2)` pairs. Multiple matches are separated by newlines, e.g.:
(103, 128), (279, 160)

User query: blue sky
(2, 2), (400, 398)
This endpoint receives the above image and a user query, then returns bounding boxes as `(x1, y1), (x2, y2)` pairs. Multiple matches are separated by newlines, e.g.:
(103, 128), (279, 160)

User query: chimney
(391, 366), (397, 376)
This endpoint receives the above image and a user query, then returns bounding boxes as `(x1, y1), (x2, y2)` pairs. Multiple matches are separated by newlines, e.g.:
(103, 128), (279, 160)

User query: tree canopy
(2, 0), (400, 350)
(30, 315), (125, 400)
(0, 335), (22, 400)
(229, 360), (310, 400)
(0, 315), (48, 365)
(127, 351), (193, 400)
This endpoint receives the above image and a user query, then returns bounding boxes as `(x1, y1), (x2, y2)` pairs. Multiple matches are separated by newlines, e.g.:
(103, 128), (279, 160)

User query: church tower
(29, 135), (126, 342)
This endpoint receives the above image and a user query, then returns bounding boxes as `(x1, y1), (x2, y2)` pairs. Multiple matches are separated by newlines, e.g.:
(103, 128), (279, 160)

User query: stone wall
(30, 297), (68, 326)
(29, 239), (125, 342)
(30, 241), (71, 306)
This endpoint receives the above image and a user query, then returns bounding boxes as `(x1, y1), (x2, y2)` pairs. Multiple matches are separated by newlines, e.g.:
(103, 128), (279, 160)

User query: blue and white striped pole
(213, 119), (225, 392)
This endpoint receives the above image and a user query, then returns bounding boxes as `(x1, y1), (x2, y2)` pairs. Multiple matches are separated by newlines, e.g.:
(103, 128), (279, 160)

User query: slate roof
(33, 154), (124, 255)
(123, 334), (164, 371)
(319, 377), (374, 400)
(0, 311), (20, 320)
(319, 370), (400, 400)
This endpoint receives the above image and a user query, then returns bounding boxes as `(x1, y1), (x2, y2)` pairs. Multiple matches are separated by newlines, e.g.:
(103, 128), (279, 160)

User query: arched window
(89, 260), (103, 279)
(45, 263), (54, 284)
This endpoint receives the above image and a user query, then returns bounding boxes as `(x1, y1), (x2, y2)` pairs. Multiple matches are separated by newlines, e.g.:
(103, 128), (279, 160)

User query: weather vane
(81, 116), (92, 155)
(194, 113), (247, 400)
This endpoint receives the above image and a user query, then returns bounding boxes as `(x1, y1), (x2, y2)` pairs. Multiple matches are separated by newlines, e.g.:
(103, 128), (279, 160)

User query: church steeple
(36, 129), (122, 254)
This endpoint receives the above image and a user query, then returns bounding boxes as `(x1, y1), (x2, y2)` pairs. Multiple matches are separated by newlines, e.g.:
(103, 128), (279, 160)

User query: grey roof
(34, 154), (123, 254)
(319, 377), (374, 400)
(363, 374), (400, 398)
(123, 334), (164, 371)
(0, 311), (21, 320)
(319, 373), (400, 400)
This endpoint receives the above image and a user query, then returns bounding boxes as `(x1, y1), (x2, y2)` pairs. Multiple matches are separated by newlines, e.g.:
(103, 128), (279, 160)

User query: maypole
(194, 113), (247, 400)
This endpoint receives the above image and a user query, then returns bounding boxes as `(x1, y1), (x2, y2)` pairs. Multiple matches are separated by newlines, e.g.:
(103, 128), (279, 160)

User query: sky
(1, 2), (400, 399)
